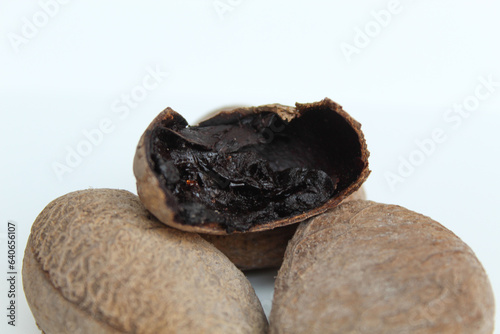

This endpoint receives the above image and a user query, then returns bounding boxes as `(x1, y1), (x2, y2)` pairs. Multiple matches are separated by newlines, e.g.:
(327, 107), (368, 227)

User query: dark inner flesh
(150, 107), (362, 232)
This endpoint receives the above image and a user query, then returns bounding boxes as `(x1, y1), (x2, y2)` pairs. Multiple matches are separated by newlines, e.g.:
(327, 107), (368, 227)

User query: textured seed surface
(270, 200), (495, 334)
(23, 189), (268, 334)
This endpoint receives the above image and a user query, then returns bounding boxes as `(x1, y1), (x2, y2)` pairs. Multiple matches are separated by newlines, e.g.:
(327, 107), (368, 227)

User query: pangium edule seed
(133, 98), (370, 235)
(23, 189), (268, 334)
(22, 98), (495, 333)
(270, 200), (495, 334)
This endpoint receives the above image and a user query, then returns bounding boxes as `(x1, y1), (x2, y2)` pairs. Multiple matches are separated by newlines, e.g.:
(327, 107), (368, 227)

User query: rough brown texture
(270, 200), (495, 334)
(23, 189), (268, 334)
(133, 98), (370, 235)
(200, 187), (367, 271)
(200, 224), (298, 271)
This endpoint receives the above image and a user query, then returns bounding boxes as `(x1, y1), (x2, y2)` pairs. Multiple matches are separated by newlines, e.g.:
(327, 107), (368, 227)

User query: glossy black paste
(150, 108), (361, 232)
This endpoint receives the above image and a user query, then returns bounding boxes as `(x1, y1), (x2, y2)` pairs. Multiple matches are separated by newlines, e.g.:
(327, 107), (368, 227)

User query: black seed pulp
(150, 108), (362, 232)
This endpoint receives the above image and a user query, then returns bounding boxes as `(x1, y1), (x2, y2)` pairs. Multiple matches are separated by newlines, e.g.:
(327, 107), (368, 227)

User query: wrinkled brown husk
(270, 200), (495, 334)
(23, 189), (268, 334)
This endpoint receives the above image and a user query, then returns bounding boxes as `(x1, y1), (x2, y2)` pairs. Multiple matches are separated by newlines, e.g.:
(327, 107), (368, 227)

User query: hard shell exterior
(270, 200), (495, 334)
(23, 189), (268, 334)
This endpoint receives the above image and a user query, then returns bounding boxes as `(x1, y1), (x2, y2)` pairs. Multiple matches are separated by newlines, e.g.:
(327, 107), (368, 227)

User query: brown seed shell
(200, 186), (367, 271)
(23, 189), (268, 334)
(270, 200), (495, 334)
(133, 98), (370, 235)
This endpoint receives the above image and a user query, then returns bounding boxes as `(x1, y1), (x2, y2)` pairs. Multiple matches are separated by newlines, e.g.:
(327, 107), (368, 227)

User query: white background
(1, 0), (499, 332)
